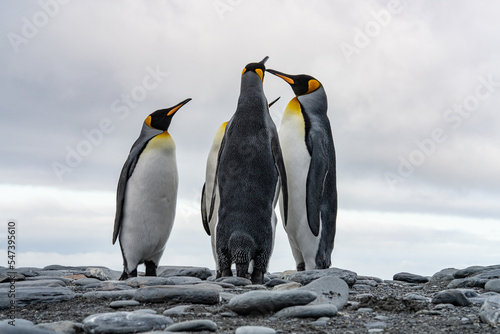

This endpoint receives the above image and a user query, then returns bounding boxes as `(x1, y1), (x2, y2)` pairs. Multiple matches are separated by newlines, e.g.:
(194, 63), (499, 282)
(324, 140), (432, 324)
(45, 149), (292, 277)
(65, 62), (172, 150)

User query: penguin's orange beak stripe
(274, 73), (294, 85)
(167, 104), (183, 116)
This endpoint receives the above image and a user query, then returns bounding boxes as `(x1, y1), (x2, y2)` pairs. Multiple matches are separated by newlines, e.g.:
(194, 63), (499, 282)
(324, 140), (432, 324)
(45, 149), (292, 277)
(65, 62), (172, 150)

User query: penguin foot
(250, 269), (264, 284)
(145, 260), (157, 276)
(119, 268), (137, 280)
(118, 271), (128, 281)
(220, 268), (233, 278)
(296, 262), (305, 271)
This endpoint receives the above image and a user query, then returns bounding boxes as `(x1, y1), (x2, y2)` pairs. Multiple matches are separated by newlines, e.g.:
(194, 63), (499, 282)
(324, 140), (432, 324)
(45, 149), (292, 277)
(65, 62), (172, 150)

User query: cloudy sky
(1, 1), (499, 279)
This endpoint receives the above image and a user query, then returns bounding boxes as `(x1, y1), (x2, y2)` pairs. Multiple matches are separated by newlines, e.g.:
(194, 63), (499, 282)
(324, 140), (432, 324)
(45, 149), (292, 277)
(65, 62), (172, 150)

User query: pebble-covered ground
(0, 264), (500, 333)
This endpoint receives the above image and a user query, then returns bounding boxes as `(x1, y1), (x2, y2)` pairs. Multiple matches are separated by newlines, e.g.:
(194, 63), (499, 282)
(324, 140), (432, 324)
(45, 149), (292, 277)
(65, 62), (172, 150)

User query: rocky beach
(0, 264), (500, 333)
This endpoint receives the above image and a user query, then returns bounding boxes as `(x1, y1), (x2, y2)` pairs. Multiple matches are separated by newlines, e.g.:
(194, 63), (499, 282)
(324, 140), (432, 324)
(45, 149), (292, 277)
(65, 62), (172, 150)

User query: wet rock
(165, 319), (217, 332)
(157, 266), (212, 280)
(393, 272), (429, 284)
(227, 289), (317, 315)
(0, 286), (75, 308)
(235, 326), (276, 334)
(134, 286), (219, 305)
(272, 304), (338, 318)
(35, 320), (84, 333)
(479, 295), (500, 327)
(83, 310), (173, 333)
(300, 276), (349, 310)
(432, 289), (470, 306)
(281, 268), (357, 287)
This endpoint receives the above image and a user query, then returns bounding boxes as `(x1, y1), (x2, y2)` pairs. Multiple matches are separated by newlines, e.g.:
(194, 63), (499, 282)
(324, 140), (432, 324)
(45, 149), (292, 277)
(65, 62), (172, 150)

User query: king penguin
(267, 68), (337, 271)
(201, 97), (281, 274)
(112, 98), (191, 280)
(203, 57), (288, 284)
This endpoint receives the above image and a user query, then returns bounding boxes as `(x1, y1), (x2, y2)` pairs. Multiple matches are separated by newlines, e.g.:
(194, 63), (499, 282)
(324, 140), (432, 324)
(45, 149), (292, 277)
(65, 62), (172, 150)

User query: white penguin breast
(121, 133), (178, 255)
(279, 109), (312, 238)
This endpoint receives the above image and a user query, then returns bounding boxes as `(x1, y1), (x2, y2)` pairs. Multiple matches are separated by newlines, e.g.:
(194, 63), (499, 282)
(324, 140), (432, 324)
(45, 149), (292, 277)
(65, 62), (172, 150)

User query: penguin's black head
(145, 98), (191, 131)
(241, 56), (269, 82)
(266, 69), (322, 96)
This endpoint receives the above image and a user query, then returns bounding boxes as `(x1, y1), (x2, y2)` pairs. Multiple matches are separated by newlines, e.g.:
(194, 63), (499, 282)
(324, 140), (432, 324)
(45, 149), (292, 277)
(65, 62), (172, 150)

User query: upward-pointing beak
(167, 98), (192, 116)
(260, 56), (270, 64)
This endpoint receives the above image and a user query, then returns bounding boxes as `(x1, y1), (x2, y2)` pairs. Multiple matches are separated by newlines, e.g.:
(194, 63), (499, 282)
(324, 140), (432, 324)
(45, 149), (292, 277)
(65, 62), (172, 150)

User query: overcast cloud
(0, 0), (499, 279)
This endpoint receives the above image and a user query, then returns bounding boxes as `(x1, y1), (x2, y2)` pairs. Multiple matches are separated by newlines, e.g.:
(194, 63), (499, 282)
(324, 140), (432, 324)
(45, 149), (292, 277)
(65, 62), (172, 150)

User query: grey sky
(1, 1), (499, 279)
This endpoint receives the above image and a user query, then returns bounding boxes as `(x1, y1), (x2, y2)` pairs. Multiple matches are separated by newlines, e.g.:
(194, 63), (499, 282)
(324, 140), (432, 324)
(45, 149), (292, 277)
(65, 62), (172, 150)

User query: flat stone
(393, 272), (429, 283)
(83, 290), (136, 300)
(353, 284), (373, 292)
(35, 320), (84, 334)
(403, 293), (432, 303)
(0, 279), (66, 288)
(0, 318), (35, 327)
(300, 276), (349, 310)
(272, 303), (337, 318)
(357, 307), (373, 313)
(157, 266), (213, 280)
(0, 323), (56, 333)
(0, 273), (25, 282)
(448, 269), (500, 289)
(43, 264), (87, 271)
(430, 268), (459, 283)
(485, 279), (500, 293)
(356, 279), (378, 287)
(357, 276), (383, 283)
(94, 282), (133, 291)
(281, 268), (357, 287)
(311, 316), (330, 326)
(109, 300), (141, 308)
(265, 278), (289, 288)
(134, 286), (219, 305)
(432, 289), (470, 306)
(273, 282), (302, 290)
(216, 277), (253, 286)
(227, 289), (317, 315)
(365, 321), (388, 329)
(0, 286), (75, 309)
(83, 311), (173, 333)
(126, 277), (175, 288)
(165, 319), (217, 332)
(235, 326), (276, 334)
(84, 267), (121, 281)
(163, 305), (193, 315)
(220, 292), (237, 302)
(480, 295), (500, 327)
(74, 277), (101, 286)
(168, 276), (203, 285)
(192, 283), (224, 291)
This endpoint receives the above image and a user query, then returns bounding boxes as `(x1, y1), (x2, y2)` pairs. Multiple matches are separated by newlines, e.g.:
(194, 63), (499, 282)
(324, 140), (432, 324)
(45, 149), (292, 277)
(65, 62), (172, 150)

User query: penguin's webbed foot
(250, 269), (264, 284)
(296, 262), (306, 271)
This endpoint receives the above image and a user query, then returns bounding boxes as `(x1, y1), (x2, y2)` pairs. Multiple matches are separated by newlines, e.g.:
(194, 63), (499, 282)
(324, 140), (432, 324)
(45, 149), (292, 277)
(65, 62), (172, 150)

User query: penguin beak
(266, 69), (295, 85)
(268, 96), (280, 108)
(259, 56), (269, 64)
(167, 98), (192, 116)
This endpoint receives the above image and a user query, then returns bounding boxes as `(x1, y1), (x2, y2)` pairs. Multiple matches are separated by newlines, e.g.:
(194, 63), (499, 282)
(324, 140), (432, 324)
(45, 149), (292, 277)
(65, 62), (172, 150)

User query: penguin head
(144, 98), (191, 131)
(266, 69), (322, 96)
(241, 56), (269, 82)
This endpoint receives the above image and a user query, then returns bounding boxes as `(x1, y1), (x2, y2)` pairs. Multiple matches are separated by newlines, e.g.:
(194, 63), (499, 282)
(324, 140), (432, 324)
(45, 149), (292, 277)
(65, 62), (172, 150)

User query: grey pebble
(272, 304), (337, 319)
(163, 305), (193, 315)
(432, 289), (470, 306)
(83, 310), (173, 334)
(227, 289), (317, 315)
(168, 276), (203, 285)
(300, 275), (349, 310)
(430, 268), (459, 283)
(126, 276), (175, 288)
(165, 319), (217, 332)
(0, 279), (66, 288)
(281, 267), (357, 287)
(265, 278), (289, 288)
(109, 300), (141, 308)
(83, 290), (136, 300)
(157, 266), (213, 280)
(35, 320), (84, 334)
(134, 286), (219, 305)
(485, 279), (500, 293)
(311, 316), (330, 326)
(393, 272), (429, 284)
(73, 277), (101, 286)
(356, 307), (373, 313)
(403, 293), (432, 302)
(216, 276), (253, 286)
(479, 295), (500, 327)
(235, 326), (276, 334)
(84, 267), (122, 281)
(364, 321), (388, 328)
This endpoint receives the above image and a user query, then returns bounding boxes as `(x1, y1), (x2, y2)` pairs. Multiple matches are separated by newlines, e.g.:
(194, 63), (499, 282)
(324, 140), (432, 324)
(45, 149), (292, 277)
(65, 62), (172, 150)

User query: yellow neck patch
(145, 115), (152, 127)
(285, 97), (301, 116)
(255, 68), (264, 81)
(307, 79), (320, 94)
(241, 68), (247, 76)
(145, 131), (175, 151)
